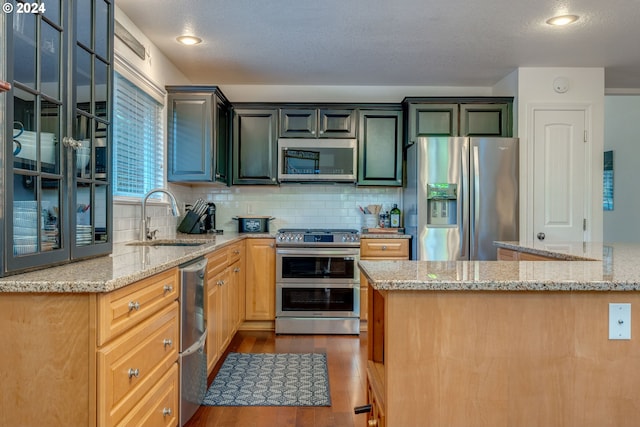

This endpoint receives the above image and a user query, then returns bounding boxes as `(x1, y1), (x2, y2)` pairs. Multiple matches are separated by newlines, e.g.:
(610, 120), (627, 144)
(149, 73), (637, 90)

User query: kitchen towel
(202, 352), (331, 406)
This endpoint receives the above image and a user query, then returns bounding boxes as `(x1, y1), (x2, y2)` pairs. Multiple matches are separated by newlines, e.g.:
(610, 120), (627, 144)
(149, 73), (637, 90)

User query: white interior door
(533, 109), (587, 243)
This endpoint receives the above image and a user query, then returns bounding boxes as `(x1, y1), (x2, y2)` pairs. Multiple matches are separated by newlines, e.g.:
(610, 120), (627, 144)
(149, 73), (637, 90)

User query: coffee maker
(203, 203), (216, 232)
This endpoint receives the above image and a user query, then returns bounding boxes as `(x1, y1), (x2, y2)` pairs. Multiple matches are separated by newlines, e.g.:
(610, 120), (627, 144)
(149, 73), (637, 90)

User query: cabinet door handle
(128, 301), (140, 311)
(163, 338), (173, 348)
(162, 408), (172, 417)
(163, 284), (173, 294)
(128, 368), (140, 379)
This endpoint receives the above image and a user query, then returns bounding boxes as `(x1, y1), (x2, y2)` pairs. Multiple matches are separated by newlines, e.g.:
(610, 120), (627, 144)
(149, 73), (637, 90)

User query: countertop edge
(0, 233), (274, 293)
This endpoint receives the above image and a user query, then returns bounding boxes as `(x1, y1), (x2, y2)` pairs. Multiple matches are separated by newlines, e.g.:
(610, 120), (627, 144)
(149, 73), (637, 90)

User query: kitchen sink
(126, 239), (207, 247)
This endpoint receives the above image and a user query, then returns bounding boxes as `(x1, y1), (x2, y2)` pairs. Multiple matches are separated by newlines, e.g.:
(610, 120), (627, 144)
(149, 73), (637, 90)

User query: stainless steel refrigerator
(404, 137), (519, 260)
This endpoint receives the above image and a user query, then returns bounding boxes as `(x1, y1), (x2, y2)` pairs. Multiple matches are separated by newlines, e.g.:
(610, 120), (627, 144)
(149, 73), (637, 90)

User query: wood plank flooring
(185, 330), (369, 427)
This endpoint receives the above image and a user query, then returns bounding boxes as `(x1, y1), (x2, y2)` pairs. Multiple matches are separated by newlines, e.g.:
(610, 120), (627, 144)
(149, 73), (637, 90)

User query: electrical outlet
(609, 303), (631, 340)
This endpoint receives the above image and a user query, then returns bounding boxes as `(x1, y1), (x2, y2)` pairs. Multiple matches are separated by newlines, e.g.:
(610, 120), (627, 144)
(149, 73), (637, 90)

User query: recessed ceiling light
(176, 35), (202, 46)
(546, 15), (579, 26)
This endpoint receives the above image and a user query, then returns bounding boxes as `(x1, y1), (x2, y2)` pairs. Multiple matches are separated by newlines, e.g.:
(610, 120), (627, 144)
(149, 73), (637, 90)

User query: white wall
(603, 95), (640, 242)
(515, 67), (605, 242)
(113, 7), (196, 243)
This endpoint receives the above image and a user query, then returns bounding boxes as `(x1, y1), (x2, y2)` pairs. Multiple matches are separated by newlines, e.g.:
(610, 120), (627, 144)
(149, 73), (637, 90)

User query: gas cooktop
(276, 228), (360, 246)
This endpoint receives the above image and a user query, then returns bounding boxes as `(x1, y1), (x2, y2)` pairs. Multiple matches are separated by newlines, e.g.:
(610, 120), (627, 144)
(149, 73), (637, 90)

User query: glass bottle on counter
(390, 204), (401, 227)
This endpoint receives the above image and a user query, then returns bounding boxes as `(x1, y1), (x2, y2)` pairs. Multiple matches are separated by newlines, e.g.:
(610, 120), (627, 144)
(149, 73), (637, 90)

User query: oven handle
(276, 247), (360, 257)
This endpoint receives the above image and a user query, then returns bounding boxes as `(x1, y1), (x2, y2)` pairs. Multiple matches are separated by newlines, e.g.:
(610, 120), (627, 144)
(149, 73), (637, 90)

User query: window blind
(113, 72), (163, 198)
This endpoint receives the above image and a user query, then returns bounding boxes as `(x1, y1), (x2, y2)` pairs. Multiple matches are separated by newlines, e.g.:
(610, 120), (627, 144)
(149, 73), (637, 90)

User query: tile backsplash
(113, 184), (401, 243)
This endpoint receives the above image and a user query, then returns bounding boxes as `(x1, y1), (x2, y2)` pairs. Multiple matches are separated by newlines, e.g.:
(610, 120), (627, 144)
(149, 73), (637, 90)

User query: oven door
(276, 247), (360, 284)
(276, 282), (360, 318)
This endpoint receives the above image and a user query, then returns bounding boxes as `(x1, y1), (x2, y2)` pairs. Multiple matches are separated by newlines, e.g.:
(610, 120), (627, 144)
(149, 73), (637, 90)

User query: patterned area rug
(202, 352), (331, 406)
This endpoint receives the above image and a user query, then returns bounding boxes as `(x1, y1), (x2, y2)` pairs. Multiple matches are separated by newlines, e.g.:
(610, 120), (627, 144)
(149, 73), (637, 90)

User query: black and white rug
(202, 352), (331, 407)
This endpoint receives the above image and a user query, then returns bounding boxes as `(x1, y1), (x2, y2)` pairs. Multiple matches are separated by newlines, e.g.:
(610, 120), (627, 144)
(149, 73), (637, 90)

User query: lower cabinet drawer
(360, 239), (409, 259)
(116, 363), (179, 427)
(97, 268), (179, 345)
(98, 302), (179, 427)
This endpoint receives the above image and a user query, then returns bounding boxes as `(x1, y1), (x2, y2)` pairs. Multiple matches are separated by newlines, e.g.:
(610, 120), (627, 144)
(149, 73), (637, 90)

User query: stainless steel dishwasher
(179, 257), (207, 427)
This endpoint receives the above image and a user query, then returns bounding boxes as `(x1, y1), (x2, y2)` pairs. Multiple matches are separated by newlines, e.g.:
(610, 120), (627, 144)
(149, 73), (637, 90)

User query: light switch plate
(609, 303), (631, 340)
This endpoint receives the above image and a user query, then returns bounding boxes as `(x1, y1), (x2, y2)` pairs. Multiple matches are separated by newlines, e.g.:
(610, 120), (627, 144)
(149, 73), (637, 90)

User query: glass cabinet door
(4, 0), (113, 274)
(71, 0), (112, 258)
(8, 2), (68, 270)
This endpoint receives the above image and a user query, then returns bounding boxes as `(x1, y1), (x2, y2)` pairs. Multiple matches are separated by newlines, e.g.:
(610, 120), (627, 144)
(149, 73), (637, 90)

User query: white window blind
(113, 72), (163, 198)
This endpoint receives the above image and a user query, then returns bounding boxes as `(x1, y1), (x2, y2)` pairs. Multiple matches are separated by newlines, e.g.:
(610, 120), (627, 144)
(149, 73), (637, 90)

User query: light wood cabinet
(0, 267), (180, 427)
(205, 241), (245, 374)
(97, 302), (179, 427)
(244, 238), (276, 324)
(359, 238), (409, 329)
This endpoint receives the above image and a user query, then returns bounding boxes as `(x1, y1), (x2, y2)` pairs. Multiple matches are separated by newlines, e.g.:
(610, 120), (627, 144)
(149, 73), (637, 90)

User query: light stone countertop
(360, 232), (411, 239)
(0, 232), (274, 293)
(359, 242), (640, 292)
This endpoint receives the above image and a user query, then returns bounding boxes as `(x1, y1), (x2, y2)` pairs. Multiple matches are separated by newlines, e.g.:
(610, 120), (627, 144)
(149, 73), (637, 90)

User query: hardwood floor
(185, 330), (369, 427)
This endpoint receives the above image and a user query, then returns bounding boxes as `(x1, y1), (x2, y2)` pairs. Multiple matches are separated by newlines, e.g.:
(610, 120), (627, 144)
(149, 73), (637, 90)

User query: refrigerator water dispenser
(426, 183), (457, 226)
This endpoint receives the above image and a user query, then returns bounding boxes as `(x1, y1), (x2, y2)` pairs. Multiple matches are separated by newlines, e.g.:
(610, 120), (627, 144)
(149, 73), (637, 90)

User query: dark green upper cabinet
(357, 109), (403, 186)
(166, 86), (231, 184)
(460, 103), (510, 136)
(408, 103), (458, 142)
(233, 108), (278, 185)
(279, 108), (356, 138)
(404, 97), (513, 145)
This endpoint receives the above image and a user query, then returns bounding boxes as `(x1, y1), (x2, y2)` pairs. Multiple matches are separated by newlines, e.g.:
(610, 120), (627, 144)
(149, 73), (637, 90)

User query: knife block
(177, 211), (203, 234)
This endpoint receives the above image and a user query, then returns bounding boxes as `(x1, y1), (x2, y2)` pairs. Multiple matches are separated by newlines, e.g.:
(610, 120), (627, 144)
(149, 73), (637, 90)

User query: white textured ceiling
(116, 0), (640, 89)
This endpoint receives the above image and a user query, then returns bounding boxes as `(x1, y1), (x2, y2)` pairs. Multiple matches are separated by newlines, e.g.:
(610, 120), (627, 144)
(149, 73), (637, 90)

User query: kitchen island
(358, 242), (640, 427)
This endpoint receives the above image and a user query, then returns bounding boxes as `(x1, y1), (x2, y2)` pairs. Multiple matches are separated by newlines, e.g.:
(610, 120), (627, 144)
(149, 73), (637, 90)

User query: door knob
(537, 232), (545, 241)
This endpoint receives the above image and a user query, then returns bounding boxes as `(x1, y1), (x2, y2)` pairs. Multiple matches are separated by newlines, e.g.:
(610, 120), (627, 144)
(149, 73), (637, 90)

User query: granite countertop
(0, 232), (274, 293)
(359, 242), (640, 292)
(360, 232), (411, 239)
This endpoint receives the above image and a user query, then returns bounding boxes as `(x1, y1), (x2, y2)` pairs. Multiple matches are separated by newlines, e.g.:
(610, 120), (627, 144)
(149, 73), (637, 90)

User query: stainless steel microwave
(277, 138), (357, 182)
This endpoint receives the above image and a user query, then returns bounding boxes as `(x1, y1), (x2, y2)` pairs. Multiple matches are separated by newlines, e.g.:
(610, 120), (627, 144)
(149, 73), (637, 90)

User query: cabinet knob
(233, 249), (240, 254)
(234, 267), (240, 273)
(217, 280), (224, 286)
(368, 419), (378, 427)
(381, 245), (387, 250)
(128, 301), (140, 312)
(163, 284), (173, 293)
(162, 407), (172, 417)
(128, 368), (140, 379)
(537, 232), (546, 241)
(163, 338), (173, 348)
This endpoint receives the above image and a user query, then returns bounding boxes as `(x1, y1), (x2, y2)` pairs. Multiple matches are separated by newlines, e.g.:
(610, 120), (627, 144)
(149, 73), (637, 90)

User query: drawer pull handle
(128, 368), (140, 379)
(381, 245), (387, 250)
(128, 301), (140, 312)
(163, 407), (172, 417)
(163, 284), (173, 293)
(163, 338), (173, 348)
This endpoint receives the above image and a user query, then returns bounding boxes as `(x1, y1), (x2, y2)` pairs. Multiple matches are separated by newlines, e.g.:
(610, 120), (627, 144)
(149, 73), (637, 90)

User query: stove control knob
(296, 234), (303, 241)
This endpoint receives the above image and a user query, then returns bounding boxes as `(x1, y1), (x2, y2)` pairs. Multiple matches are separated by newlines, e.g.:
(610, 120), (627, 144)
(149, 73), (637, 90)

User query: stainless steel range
(275, 228), (360, 335)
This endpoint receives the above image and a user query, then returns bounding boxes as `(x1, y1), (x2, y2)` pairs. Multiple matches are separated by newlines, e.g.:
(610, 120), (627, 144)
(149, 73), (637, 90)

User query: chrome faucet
(140, 188), (181, 241)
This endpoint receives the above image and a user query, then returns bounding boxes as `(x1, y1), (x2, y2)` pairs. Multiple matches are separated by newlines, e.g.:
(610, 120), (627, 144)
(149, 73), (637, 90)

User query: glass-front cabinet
(3, 0), (113, 275)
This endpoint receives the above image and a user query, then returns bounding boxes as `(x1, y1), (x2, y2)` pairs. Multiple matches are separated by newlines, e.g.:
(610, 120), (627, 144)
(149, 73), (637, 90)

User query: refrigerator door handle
(470, 145), (481, 260)
(460, 139), (470, 260)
